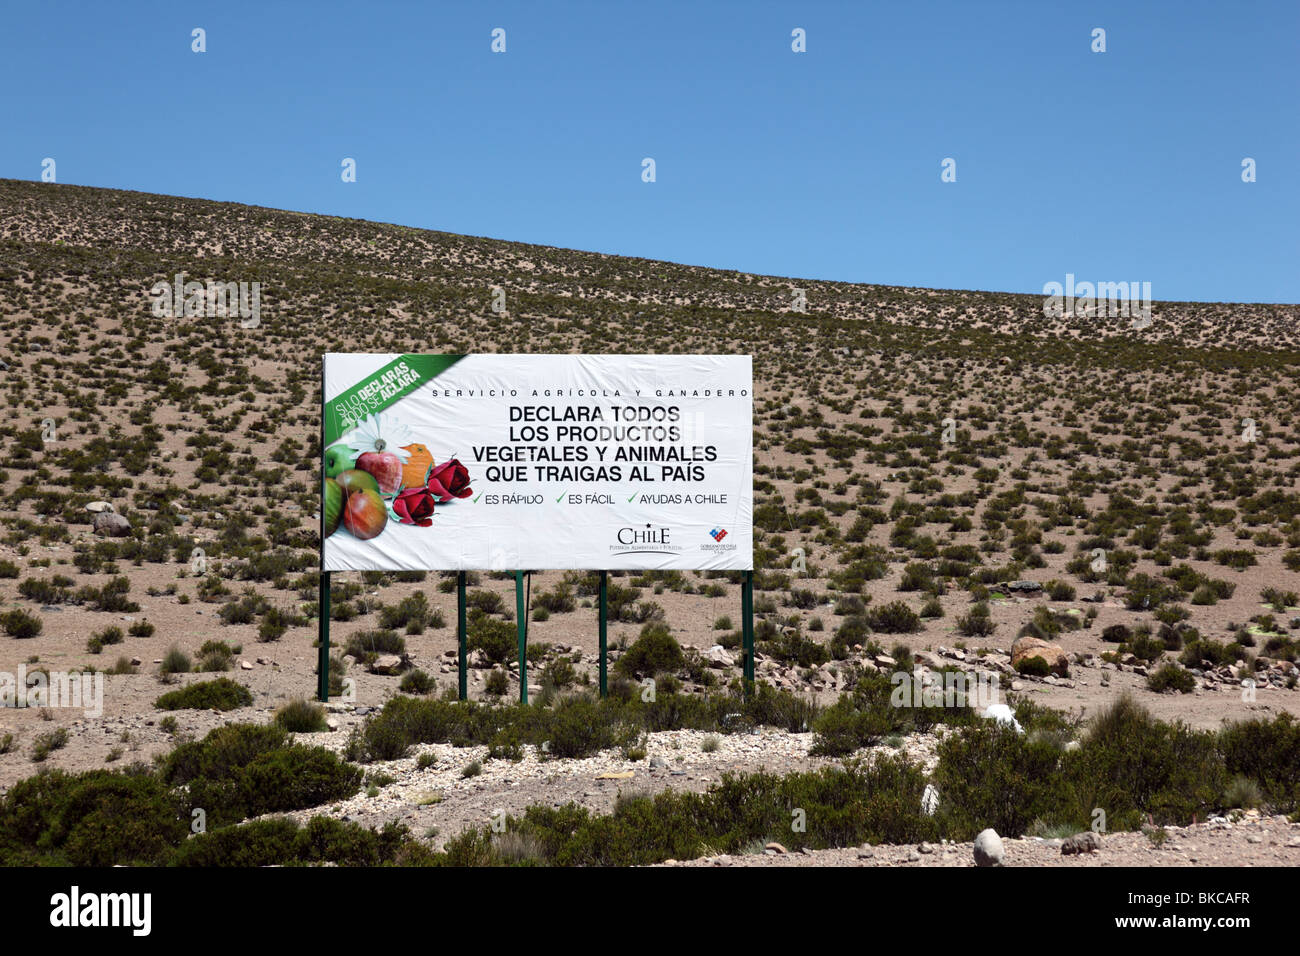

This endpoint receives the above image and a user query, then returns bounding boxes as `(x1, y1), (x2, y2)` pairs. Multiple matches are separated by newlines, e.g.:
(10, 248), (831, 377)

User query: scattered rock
(1011, 634), (1069, 677)
(973, 829), (1004, 867)
(92, 512), (132, 537)
(370, 654), (405, 675)
(1061, 831), (1102, 855)
(705, 645), (734, 668)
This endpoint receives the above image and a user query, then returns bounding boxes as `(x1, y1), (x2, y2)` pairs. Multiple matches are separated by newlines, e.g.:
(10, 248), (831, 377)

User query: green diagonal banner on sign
(324, 354), (464, 447)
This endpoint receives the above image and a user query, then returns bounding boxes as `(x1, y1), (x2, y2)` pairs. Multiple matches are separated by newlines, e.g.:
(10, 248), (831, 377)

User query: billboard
(322, 354), (753, 572)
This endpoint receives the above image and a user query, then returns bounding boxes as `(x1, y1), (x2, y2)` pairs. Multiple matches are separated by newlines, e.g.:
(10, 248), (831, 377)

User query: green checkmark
(556, 491), (566, 503)
(627, 492), (639, 502)
(473, 493), (482, 503)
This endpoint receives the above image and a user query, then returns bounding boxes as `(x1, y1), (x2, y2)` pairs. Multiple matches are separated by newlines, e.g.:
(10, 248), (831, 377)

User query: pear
(323, 477), (343, 537)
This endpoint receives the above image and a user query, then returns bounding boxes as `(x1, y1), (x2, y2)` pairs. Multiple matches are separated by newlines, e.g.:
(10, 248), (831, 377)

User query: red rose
(392, 486), (436, 526)
(426, 458), (472, 502)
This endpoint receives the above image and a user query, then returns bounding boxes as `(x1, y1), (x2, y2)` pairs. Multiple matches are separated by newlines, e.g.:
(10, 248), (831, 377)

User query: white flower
(343, 412), (413, 462)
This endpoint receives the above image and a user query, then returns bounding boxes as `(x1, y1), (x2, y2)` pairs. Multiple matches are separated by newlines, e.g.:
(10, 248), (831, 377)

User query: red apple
(343, 488), (388, 540)
(356, 451), (403, 494)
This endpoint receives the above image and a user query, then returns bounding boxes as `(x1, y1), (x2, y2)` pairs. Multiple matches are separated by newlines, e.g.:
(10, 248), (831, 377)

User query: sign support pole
(515, 570), (528, 704)
(598, 570), (608, 697)
(741, 569), (755, 696)
(457, 570), (468, 701)
(317, 572), (331, 702)
(317, 359), (331, 703)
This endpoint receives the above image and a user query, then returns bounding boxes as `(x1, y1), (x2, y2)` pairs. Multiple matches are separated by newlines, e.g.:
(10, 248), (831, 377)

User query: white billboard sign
(322, 353), (753, 571)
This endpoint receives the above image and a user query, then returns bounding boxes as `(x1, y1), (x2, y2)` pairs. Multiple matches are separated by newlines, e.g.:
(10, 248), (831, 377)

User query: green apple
(335, 468), (380, 497)
(323, 477), (343, 538)
(324, 443), (356, 479)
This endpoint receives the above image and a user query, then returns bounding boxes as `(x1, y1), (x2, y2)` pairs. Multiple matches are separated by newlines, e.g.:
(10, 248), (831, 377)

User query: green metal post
(515, 570), (528, 704)
(317, 571), (331, 702)
(457, 570), (468, 701)
(598, 570), (608, 698)
(742, 570), (755, 695)
(316, 359), (331, 703)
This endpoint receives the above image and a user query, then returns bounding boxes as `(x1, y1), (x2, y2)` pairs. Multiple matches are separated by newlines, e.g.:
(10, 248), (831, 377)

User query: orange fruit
(400, 443), (434, 490)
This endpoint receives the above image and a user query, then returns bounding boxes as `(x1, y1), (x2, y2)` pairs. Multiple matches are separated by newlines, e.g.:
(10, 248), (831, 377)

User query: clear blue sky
(2, 1), (1296, 303)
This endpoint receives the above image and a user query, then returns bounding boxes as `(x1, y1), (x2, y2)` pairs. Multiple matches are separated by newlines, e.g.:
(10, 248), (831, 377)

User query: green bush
(758, 627), (830, 668)
(86, 625), (124, 654)
(1101, 624), (1132, 643)
(1015, 656), (1051, 677)
(468, 613), (516, 666)
(170, 816), (425, 866)
(31, 728), (70, 762)
(235, 747), (362, 817)
(932, 722), (1066, 839)
(162, 723), (360, 826)
(399, 669), (436, 695)
(343, 628), (406, 662)
(160, 645), (191, 675)
(615, 624), (684, 678)
(274, 699), (328, 733)
(867, 601), (922, 634)
(1065, 694), (1224, 830)
(811, 671), (974, 757)
(1147, 662), (1195, 693)
(956, 602), (995, 637)
(0, 767), (186, 866)
(380, 592), (432, 632)
(1218, 714), (1300, 811)
(492, 756), (934, 866)
(196, 639), (235, 672)
(1, 609), (42, 639)
(543, 693), (640, 759)
(155, 677), (252, 712)
(161, 723), (287, 785)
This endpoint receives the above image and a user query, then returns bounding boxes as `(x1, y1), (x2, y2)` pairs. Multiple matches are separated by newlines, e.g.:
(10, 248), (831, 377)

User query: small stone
(93, 512), (132, 537)
(973, 829), (1004, 867)
(1061, 831), (1102, 855)
(370, 654), (404, 675)
(705, 645), (734, 668)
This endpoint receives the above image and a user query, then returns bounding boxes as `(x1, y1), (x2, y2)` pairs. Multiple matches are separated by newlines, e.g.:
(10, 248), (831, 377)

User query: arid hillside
(0, 176), (1298, 784)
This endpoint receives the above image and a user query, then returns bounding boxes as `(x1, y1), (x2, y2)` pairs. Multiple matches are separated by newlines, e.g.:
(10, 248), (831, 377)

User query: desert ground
(0, 178), (1297, 866)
